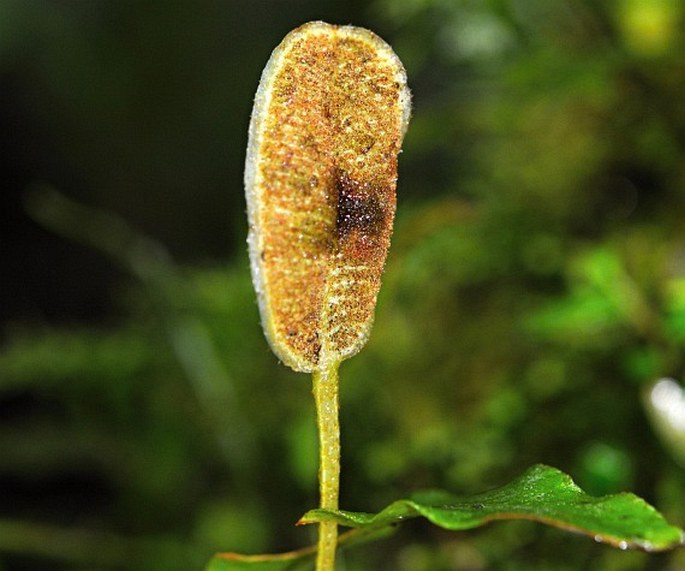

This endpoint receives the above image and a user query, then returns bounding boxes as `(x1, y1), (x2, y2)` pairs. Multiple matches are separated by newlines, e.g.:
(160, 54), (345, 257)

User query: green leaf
(204, 525), (394, 571)
(301, 464), (684, 552)
(205, 551), (313, 571)
(205, 465), (683, 569)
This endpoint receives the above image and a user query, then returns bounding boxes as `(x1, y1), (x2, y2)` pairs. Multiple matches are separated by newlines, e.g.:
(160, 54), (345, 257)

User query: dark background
(1, 1), (685, 569)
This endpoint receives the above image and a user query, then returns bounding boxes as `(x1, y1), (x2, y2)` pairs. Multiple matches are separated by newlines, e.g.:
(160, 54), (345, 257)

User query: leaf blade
(245, 21), (411, 372)
(204, 525), (395, 571)
(300, 464), (684, 552)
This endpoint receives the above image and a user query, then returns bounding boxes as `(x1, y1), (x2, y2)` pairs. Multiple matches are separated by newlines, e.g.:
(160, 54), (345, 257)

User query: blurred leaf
(0, 518), (201, 569)
(525, 246), (656, 345)
(617, 0), (680, 57)
(665, 278), (685, 342)
(301, 464), (684, 552)
(205, 552), (313, 571)
(577, 442), (634, 496)
(205, 526), (395, 571)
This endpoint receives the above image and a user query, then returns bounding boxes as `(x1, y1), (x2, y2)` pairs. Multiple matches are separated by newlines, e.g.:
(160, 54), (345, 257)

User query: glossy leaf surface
(301, 465), (684, 552)
(205, 465), (683, 570)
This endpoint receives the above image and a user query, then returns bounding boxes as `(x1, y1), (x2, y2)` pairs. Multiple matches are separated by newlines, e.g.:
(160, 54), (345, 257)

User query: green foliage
(2, 0), (685, 569)
(304, 465), (683, 551)
(206, 465), (683, 569)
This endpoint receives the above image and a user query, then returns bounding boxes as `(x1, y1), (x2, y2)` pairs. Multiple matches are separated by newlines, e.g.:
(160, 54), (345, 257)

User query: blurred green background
(2, 0), (685, 569)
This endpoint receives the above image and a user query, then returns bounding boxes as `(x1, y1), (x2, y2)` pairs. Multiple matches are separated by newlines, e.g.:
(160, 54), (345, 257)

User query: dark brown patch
(334, 171), (387, 242)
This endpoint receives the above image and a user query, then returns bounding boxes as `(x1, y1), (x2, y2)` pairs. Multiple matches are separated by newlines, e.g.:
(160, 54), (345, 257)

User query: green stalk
(312, 360), (341, 571)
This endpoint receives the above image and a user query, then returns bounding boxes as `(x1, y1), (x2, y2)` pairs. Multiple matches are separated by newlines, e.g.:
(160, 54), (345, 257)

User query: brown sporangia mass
(245, 21), (411, 372)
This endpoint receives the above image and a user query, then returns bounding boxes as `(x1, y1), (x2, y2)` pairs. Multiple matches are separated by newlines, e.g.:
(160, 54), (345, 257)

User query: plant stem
(312, 360), (341, 571)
